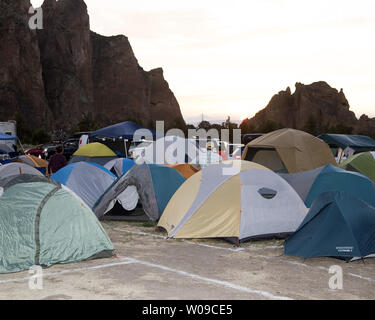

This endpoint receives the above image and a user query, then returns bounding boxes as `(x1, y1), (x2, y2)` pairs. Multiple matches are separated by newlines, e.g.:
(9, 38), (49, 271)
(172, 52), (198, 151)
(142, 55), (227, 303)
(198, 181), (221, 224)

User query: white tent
(141, 136), (200, 164)
(0, 163), (44, 179)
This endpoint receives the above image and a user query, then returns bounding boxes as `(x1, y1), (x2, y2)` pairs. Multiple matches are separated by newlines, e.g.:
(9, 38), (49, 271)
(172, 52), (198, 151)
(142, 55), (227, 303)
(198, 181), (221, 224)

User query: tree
(75, 113), (101, 132)
(31, 129), (51, 145)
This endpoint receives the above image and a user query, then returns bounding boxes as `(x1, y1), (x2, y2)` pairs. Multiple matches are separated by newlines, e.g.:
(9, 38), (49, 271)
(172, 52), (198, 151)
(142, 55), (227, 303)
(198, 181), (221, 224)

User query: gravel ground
(0, 220), (374, 300)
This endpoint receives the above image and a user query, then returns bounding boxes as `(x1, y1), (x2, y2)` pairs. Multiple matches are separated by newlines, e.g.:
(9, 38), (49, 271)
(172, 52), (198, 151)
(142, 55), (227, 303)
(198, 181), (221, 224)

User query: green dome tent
(0, 175), (114, 274)
(339, 152), (375, 182)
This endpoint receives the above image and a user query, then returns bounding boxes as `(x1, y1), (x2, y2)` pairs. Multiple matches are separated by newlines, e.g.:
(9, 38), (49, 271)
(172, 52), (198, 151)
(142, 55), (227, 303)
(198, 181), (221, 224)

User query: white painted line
(348, 273), (375, 283)
(0, 260), (135, 284)
(106, 226), (375, 285)
(120, 257), (293, 300)
(181, 240), (245, 252)
(284, 260), (375, 284)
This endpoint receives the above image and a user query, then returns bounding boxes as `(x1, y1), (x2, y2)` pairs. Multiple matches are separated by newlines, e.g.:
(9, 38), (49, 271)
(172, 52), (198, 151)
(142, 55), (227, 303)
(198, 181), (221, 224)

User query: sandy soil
(0, 220), (374, 300)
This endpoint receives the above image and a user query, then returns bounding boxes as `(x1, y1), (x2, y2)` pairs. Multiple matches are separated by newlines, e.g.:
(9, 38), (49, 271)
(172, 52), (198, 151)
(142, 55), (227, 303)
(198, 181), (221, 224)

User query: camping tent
(141, 136), (200, 164)
(339, 152), (375, 182)
(166, 164), (200, 179)
(51, 162), (117, 209)
(0, 163), (44, 179)
(157, 160), (308, 243)
(69, 142), (118, 165)
(104, 158), (135, 177)
(94, 163), (186, 221)
(305, 165), (375, 207)
(279, 164), (375, 207)
(318, 134), (375, 154)
(242, 128), (336, 173)
(0, 176), (114, 274)
(15, 155), (50, 175)
(89, 121), (156, 140)
(284, 191), (375, 261)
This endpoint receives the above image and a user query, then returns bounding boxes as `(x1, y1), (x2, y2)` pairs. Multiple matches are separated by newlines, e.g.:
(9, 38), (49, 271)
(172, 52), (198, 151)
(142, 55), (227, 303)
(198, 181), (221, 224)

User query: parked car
(43, 139), (79, 161)
(25, 144), (46, 158)
(62, 138), (80, 161)
(42, 141), (63, 160)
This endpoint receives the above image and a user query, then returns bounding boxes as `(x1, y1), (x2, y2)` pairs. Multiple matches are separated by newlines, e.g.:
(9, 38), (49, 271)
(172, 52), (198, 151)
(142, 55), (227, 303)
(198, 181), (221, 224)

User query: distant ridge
(240, 81), (375, 138)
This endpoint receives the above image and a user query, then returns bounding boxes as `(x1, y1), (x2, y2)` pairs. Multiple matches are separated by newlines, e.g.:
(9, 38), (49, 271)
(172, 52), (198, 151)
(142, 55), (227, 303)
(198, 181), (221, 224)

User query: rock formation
(0, 0), (186, 137)
(241, 81), (375, 138)
(0, 0), (52, 130)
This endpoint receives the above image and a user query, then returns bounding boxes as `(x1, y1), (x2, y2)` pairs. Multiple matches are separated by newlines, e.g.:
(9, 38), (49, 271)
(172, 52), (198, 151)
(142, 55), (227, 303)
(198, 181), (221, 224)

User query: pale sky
(31, 0), (375, 123)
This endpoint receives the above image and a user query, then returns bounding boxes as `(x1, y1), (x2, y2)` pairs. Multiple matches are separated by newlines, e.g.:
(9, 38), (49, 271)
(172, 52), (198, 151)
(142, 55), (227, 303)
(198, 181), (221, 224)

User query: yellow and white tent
(158, 160), (307, 243)
(69, 143), (117, 166)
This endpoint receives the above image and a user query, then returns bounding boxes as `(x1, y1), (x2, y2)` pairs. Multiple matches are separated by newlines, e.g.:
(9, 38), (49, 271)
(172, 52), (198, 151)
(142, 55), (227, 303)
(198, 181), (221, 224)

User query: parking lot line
(120, 257), (293, 300)
(0, 260), (135, 284)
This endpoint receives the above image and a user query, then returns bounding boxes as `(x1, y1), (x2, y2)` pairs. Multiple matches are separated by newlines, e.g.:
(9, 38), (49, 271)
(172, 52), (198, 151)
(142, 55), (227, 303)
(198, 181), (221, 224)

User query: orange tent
(166, 164), (201, 179)
(15, 155), (51, 176)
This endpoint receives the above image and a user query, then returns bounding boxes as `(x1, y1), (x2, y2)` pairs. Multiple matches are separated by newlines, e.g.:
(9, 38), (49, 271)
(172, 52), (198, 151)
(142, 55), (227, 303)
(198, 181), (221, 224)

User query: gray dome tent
(0, 175), (114, 274)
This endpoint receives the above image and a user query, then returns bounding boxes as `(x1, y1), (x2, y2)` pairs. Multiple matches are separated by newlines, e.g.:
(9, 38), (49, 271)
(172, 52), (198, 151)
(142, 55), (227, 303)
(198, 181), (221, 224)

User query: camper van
(0, 120), (17, 149)
(0, 120), (24, 157)
(0, 120), (17, 137)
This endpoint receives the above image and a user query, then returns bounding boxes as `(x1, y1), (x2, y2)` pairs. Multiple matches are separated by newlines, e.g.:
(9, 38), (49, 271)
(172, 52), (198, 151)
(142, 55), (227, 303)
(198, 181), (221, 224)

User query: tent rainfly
(157, 160), (308, 244)
(94, 163), (186, 221)
(51, 162), (117, 209)
(285, 191), (375, 261)
(69, 142), (117, 166)
(104, 158), (135, 178)
(0, 163), (44, 179)
(0, 176), (114, 274)
(339, 152), (375, 182)
(279, 164), (375, 208)
(242, 128), (336, 173)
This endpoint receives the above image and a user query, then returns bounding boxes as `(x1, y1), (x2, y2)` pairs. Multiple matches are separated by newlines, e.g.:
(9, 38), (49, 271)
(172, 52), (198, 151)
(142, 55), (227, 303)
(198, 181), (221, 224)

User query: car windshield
(64, 140), (78, 147)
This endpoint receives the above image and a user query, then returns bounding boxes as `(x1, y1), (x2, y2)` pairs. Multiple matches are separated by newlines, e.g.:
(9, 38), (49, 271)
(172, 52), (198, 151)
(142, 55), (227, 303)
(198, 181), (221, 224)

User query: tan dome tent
(157, 160), (307, 244)
(242, 128), (336, 173)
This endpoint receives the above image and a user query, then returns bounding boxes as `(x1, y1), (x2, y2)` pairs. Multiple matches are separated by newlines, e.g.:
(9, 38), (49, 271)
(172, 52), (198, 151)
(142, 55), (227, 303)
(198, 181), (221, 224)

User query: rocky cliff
(241, 81), (375, 138)
(0, 0), (52, 130)
(0, 0), (186, 137)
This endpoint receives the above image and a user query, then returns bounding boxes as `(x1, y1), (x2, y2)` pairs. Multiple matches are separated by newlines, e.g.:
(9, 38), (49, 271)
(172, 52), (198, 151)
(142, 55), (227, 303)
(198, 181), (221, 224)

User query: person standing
(48, 145), (67, 174)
